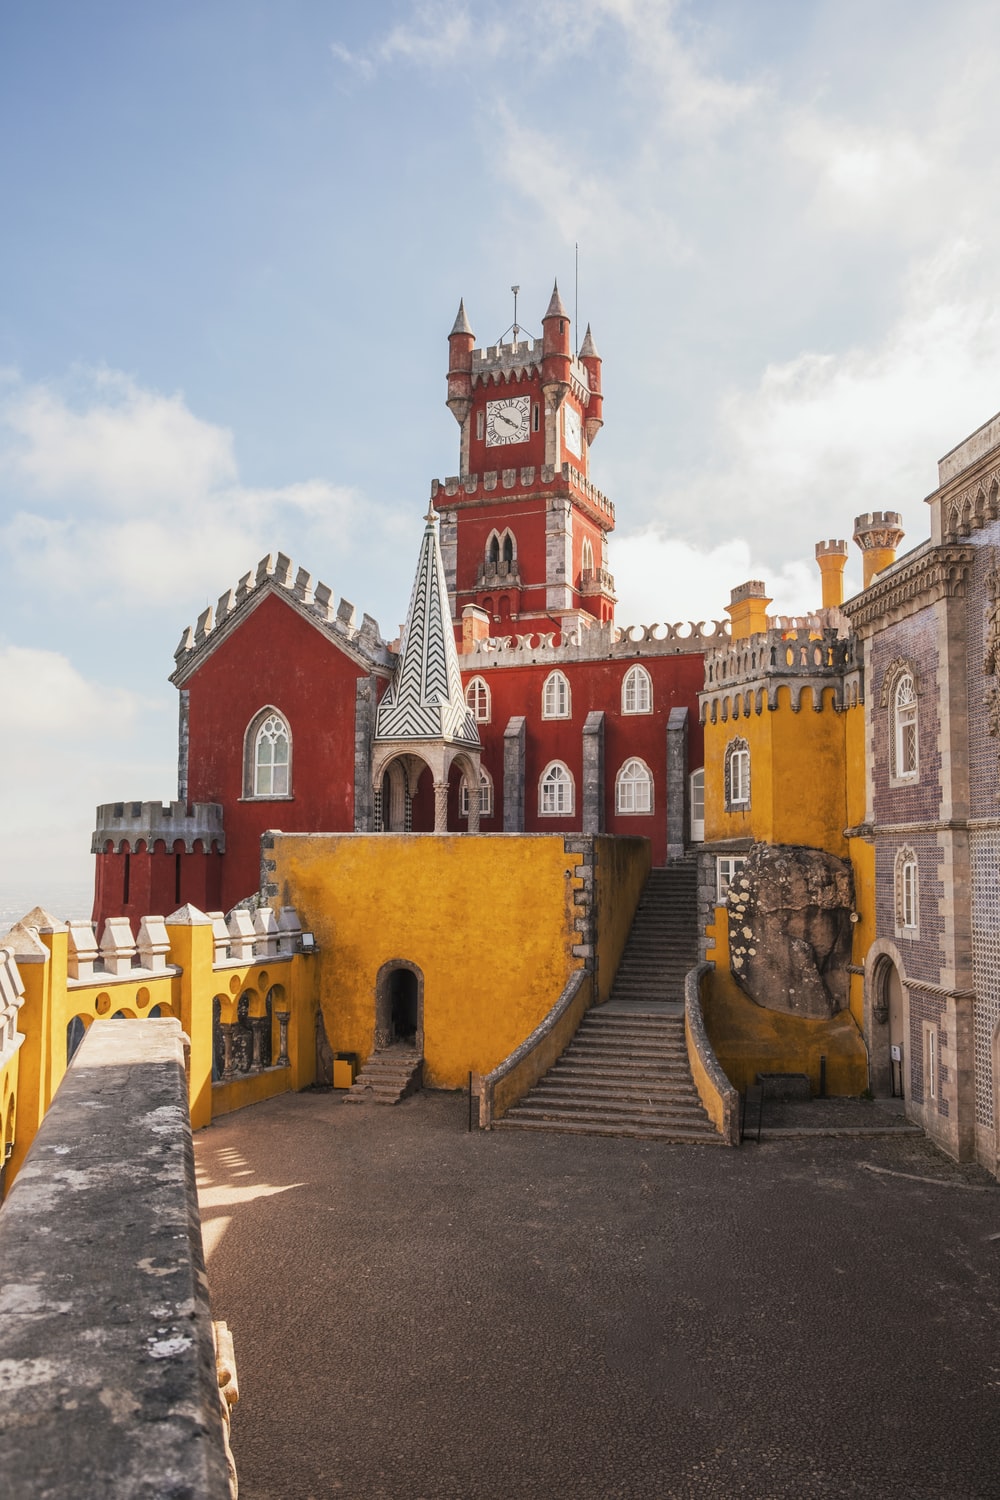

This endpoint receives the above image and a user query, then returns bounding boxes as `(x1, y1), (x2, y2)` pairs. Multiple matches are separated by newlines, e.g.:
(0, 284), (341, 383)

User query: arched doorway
(375, 960), (424, 1053)
(871, 953), (906, 1099)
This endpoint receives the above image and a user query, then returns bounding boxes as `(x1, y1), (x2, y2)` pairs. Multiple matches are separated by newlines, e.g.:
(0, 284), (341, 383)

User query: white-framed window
(896, 846), (919, 933)
(542, 670), (571, 720)
(893, 673), (919, 780)
(539, 761), (574, 816)
(924, 1023), (937, 1102)
(622, 664), (652, 715)
(465, 676), (491, 722)
(616, 758), (653, 815)
(244, 707), (292, 798)
(725, 739), (750, 809)
(460, 767), (494, 818)
(690, 768), (705, 842)
(581, 537), (594, 573)
(716, 856), (746, 903)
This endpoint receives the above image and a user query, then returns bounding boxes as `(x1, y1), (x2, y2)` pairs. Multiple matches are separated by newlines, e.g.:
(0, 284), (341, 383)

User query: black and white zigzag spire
(375, 507), (480, 746)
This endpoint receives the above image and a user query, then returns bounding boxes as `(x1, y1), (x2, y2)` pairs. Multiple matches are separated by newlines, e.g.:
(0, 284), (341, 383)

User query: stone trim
(666, 707), (688, 859)
(685, 961), (740, 1144)
(581, 711), (605, 835)
(503, 715), (526, 832)
(354, 677), (376, 832)
(842, 542), (975, 635)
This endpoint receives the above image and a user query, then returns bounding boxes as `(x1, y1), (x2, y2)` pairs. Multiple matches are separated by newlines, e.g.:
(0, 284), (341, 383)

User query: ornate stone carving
(727, 843), (855, 1020)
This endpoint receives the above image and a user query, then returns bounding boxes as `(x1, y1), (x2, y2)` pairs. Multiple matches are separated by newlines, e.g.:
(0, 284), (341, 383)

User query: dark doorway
(390, 968), (418, 1044)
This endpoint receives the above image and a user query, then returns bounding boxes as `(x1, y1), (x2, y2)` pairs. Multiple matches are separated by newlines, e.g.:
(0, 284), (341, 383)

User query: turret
(446, 299), (475, 427)
(726, 580), (772, 641)
(853, 512), (904, 589)
(579, 324), (603, 445)
(541, 281), (571, 416)
(815, 539), (849, 609)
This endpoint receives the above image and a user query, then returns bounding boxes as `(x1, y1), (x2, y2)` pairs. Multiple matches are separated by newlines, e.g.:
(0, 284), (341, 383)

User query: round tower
(541, 281), (571, 414)
(726, 580), (772, 641)
(853, 512), (904, 589)
(446, 299), (475, 428)
(579, 323), (603, 445)
(815, 539), (849, 609)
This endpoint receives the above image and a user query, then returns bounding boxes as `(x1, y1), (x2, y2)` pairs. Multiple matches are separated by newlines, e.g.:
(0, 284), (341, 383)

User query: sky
(4, 0), (1000, 909)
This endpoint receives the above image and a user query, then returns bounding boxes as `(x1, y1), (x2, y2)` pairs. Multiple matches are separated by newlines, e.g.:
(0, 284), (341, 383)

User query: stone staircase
(496, 860), (720, 1142)
(608, 858), (699, 1006)
(342, 1045), (423, 1106)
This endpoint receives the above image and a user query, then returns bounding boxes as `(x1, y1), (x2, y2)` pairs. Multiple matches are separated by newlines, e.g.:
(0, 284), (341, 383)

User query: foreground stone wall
(0, 1019), (232, 1499)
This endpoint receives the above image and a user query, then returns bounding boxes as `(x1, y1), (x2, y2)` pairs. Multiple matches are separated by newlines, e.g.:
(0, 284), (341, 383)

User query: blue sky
(4, 0), (1000, 904)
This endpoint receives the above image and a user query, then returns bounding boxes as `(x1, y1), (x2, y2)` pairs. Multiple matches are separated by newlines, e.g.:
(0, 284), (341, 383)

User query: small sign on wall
(890, 1044), (902, 1062)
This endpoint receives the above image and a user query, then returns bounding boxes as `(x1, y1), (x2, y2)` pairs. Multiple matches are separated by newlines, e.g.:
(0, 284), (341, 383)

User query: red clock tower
(434, 283), (616, 642)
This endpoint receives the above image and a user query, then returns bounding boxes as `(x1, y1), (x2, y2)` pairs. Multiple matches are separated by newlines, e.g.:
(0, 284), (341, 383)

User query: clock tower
(434, 282), (616, 641)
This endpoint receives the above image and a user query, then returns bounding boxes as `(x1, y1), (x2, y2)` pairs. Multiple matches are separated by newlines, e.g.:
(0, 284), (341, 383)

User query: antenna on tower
(511, 284), (520, 343)
(574, 244), (579, 355)
(496, 284), (536, 345)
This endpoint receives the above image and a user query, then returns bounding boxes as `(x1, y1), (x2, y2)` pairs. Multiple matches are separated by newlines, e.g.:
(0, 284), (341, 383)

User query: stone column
(433, 780), (449, 833)
(666, 706), (689, 860)
(276, 1012), (291, 1067)
(220, 1024), (237, 1081)
(582, 711), (605, 835)
(467, 778), (480, 834)
(503, 716), (526, 832)
(248, 1019), (265, 1074)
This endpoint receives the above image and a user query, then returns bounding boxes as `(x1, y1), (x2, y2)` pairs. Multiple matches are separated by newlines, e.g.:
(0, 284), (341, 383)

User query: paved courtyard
(195, 1091), (1000, 1499)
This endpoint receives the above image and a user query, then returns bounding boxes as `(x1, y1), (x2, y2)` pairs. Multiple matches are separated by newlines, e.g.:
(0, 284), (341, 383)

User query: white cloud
(0, 370), (362, 607)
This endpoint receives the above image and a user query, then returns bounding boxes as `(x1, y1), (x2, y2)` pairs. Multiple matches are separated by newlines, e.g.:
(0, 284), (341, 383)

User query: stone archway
(867, 945), (908, 1099)
(375, 959), (424, 1054)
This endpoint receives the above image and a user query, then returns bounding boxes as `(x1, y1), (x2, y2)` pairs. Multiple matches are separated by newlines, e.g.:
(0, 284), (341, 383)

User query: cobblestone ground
(195, 1091), (1000, 1500)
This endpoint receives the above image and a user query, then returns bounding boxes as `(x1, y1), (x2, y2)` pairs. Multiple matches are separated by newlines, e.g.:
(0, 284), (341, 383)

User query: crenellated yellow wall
(704, 685), (848, 853)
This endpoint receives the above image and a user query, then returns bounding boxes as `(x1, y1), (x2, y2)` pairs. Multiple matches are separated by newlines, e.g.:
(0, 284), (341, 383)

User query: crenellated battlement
(431, 461), (614, 525)
(170, 551), (395, 683)
(92, 799), (226, 855)
(469, 339), (593, 403)
(463, 615), (728, 665)
(61, 903), (308, 984)
(700, 618), (860, 721)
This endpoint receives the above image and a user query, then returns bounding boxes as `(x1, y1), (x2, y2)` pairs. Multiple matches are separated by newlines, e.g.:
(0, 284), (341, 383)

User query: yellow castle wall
(268, 833), (651, 1091)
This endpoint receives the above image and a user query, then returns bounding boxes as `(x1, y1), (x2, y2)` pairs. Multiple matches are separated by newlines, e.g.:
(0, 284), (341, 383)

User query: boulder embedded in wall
(727, 843), (854, 1019)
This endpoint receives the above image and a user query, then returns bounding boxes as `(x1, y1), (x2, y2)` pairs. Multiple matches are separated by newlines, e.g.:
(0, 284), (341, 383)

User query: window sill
(238, 795), (295, 803)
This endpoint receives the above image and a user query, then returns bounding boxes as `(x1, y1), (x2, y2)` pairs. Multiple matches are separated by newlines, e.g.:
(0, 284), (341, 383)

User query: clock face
(486, 394), (530, 446)
(564, 404), (582, 458)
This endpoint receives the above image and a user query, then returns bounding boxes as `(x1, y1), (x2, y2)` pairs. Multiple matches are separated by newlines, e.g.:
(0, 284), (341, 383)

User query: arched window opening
(542, 670), (571, 720)
(465, 676), (491, 722)
(894, 673), (918, 780)
(487, 532), (500, 567)
(460, 767), (493, 819)
(616, 759), (653, 815)
(582, 537), (594, 574)
(725, 739), (750, 810)
(690, 768), (705, 842)
(502, 532), (514, 567)
(540, 762), (574, 816)
(622, 664), (652, 715)
(896, 846), (919, 933)
(245, 708), (292, 798)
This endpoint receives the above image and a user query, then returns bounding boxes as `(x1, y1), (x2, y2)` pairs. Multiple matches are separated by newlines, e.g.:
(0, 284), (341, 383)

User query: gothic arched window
(542, 670), (571, 720)
(622, 664), (652, 715)
(460, 767), (494, 819)
(725, 738), (750, 810)
(893, 673), (919, 780)
(465, 676), (491, 722)
(616, 759), (653, 814)
(244, 708), (292, 798)
(539, 761), (574, 816)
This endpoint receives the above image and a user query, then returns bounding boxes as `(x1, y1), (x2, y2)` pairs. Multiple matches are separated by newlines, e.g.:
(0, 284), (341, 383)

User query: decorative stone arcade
(372, 507), (481, 833)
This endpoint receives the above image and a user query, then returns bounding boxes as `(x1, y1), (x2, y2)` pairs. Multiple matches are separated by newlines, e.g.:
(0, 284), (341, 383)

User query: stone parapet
(92, 799), (226, 855)
(0, 1018), (233, 1498)
(431, 459), (615, 527)
(170, 551), (395, 685)
(463, 615), (726, 666)
(700, 622), (859, 721)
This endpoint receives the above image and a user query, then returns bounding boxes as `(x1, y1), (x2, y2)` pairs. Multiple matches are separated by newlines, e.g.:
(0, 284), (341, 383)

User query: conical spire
(375, 511), (480, 747)
(450, 299), (474, 337)
(544, 281), (569, 320)
(579, 324), (600, 360)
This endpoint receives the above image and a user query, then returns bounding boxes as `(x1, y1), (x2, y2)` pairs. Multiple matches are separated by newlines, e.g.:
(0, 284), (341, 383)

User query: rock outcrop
(727, 843), (855, 1019)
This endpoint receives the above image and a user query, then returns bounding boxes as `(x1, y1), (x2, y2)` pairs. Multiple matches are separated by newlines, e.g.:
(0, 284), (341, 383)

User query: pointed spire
(579, 324), (600, 360)
(450, 299), (474, 337)
(544, 281), (569, 320)
(375, 518), (480, 748)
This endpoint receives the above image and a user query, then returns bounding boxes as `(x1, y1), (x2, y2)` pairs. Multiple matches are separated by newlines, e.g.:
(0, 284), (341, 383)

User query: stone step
(344, 1049), (423, 1106)
(495, 1115), (722, 1143)
(525, 1084), (704, 1111)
